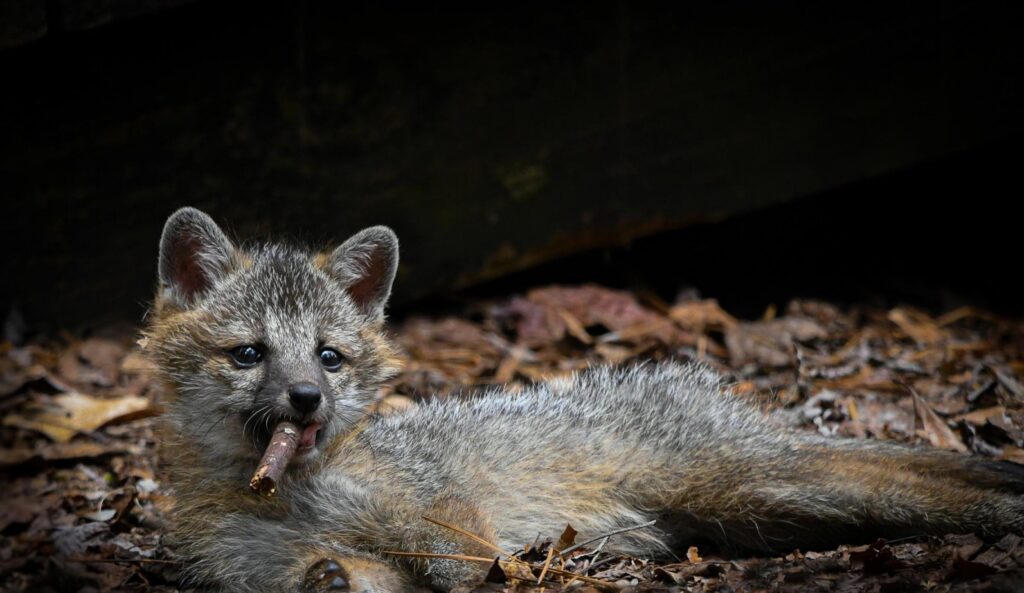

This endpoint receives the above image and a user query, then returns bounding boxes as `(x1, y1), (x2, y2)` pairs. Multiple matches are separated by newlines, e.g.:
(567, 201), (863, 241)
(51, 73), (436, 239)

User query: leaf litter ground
(2, 285), (1024, 592)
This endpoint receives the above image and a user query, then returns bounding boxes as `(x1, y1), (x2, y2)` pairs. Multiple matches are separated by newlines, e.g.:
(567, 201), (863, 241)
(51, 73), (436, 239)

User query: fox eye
(229, 345), (263, 368)
(319, 348), (344, 372)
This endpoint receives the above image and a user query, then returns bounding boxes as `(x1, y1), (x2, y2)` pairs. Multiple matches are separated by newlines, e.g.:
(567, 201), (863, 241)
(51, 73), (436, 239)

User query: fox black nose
(288, 382), (321, 414)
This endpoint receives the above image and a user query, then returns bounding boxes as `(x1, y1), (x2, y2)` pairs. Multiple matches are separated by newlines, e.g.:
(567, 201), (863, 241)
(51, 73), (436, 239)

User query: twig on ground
(559, 519), (657, 557)
(381, 550), (619, 591)
(536, 546), (556, 584)
(422, 515), (511, 558)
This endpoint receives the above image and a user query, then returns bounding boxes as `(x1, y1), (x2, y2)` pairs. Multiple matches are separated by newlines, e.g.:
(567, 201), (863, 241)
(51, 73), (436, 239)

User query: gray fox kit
(146, 207), (1024, 593)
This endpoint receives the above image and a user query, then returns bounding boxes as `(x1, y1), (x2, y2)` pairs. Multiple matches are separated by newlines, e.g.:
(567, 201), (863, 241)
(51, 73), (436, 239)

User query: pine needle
(526, 563), (618, 591)
(422, 515), (511, 558)
(536, 546), (556, 584)
(559, 519), (658, 557)
(382, 550), (618, 591)
(382, 551), (494, 563)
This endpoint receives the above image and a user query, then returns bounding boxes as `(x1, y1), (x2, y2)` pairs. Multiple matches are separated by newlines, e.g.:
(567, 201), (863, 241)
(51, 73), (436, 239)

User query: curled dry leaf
(888, 308), (944, 345)
(2, 392), (154, 442)
(912, 390), (969, 453)
(668, 299), (738, 331)
(553, 524), (578, 554)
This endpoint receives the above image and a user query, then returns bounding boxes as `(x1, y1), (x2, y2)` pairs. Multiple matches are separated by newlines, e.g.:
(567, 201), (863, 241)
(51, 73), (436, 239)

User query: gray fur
(148, 209), (1024, 593)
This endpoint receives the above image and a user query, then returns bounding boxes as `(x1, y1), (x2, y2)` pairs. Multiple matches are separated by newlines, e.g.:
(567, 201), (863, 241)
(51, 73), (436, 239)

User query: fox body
(146, 208), (1024, 593)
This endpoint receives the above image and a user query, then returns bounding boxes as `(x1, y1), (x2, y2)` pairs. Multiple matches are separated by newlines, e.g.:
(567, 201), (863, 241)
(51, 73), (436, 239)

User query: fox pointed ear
(328, 226), (399, 321)
(158, 207), (237, 307)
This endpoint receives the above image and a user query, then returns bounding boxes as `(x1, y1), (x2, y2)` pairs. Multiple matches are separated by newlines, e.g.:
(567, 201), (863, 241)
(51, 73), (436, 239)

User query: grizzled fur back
(350, 361), (1024, 554)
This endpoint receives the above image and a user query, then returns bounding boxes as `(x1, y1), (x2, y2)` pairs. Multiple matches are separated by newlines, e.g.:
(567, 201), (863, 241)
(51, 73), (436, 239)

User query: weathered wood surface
(0, 0), (196, 48)
(1, 3), (1022, 327)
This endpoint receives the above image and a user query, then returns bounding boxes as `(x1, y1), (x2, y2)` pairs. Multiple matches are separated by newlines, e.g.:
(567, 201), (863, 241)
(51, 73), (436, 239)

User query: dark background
(2, 1), (1022, 331)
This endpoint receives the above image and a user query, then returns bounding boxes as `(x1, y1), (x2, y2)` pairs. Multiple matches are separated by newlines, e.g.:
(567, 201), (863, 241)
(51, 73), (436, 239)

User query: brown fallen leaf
(0, 448), (37, 468)
(555, 308), (593, 344)
(0, 441), (132, 470)
(848, 539), (907, 574)
(3, 392), (155, 442)
(654, 561), (723, 584)
(990, 365), (1024, 401)
(935, 306), (996, 327)
(844, 397), (867, 439)
(955, 406), (1008, 427)
(58, 337), (127, 387)
(502, 285), (682, 347)
(668, 299), (738, 331)
(999, 447), (1024, 464)
(0, 496), (45, 532)
(725, 318), (828, 367)
(686, 546), (702, 563)
(553, 524), (578, 554)
(484, 557), (506, 583)
(941, 534), (985, 561)
(911, 388), (969, 453)
(888, 308), (944, 345)
(0, 364), (71, 397)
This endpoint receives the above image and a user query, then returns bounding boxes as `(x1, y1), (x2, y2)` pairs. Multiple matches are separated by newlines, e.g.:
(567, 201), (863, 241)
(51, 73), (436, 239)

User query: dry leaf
(553, 524), (578, 554)
(3, 392), (154, 442)
(484, 557), (506, 583)
(991, 366), (1024, 400)
(555, 309), (593, 344)
(848, 539), (906, 573)
(0, 441), (131, 470)
(955, 406), (1008, 427)
(668, 299), (738, 331)
(502, 285), (681, 347)
(888, 308), (944, 344)
(0, 364), (70, 397)
(912, 390), (968, 453)
(725, 318), (828, 367)
(686, 546), (702, 563)
(58, 337), (127, 387)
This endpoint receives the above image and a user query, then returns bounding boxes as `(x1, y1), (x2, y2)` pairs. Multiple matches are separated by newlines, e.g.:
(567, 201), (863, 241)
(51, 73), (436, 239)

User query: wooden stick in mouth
(249, 420), (300, 497)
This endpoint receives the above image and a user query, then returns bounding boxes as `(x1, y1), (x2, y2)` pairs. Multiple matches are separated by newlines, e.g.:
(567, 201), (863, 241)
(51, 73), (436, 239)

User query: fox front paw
(303, 558), (351, 592)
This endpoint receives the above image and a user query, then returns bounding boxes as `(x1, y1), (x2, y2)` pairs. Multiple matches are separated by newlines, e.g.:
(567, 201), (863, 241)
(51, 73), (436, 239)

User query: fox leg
(181, 512), (411, 593)
(390, 492), (500, 591)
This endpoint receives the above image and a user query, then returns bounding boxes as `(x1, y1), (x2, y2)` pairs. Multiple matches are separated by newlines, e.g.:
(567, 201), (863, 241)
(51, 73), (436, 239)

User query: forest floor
(2, 284), (1024, 592)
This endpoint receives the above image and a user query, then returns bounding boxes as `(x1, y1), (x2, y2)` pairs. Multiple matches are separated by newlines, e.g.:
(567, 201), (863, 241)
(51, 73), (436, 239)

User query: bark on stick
(249, 421), (300, 497)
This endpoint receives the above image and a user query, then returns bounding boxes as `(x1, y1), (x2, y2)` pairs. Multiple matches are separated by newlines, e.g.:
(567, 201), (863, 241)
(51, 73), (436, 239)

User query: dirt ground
(3, 284), (1024, 592)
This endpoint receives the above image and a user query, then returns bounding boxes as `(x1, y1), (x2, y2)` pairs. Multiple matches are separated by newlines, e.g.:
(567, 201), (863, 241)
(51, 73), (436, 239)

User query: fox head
(145, 207), (400, 470)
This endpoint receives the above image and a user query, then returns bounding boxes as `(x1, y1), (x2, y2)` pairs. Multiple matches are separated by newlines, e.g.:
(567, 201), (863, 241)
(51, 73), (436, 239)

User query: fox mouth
(244, 412), (325, 457)
(294, 421), (323, 454)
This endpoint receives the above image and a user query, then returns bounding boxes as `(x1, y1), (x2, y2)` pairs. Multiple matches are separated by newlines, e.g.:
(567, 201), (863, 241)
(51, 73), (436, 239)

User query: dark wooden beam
(1, 2), (1022, 327)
